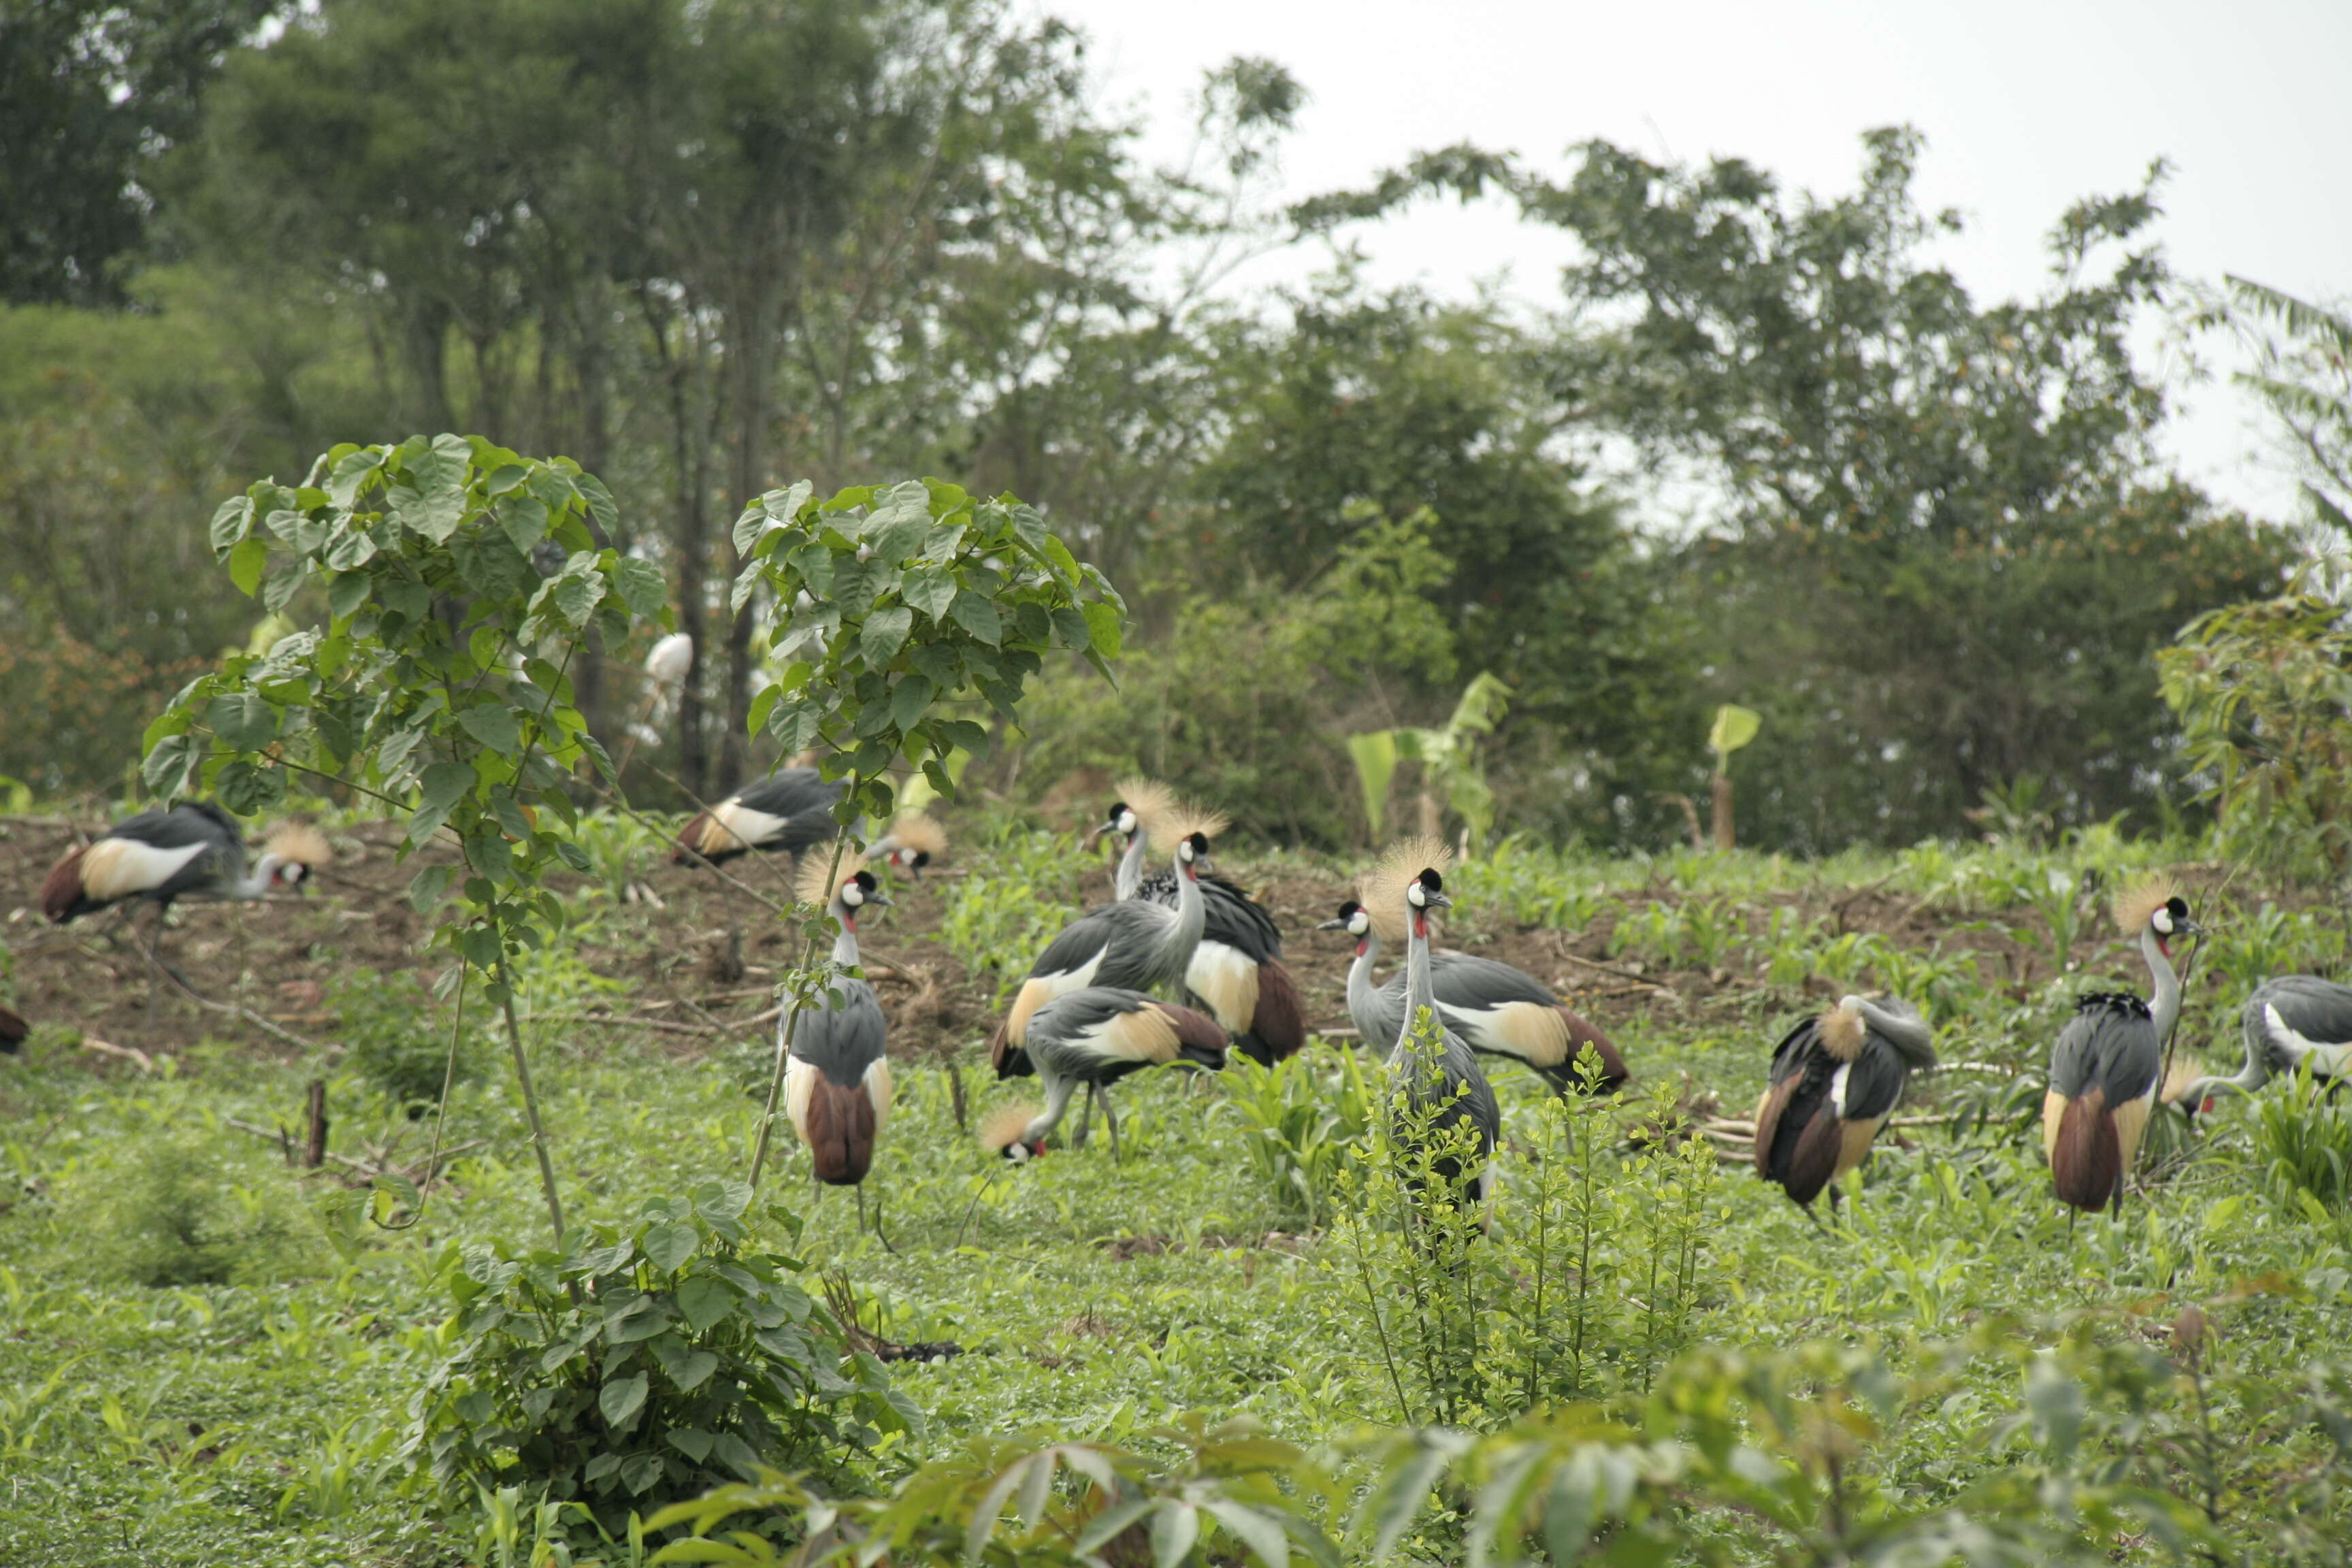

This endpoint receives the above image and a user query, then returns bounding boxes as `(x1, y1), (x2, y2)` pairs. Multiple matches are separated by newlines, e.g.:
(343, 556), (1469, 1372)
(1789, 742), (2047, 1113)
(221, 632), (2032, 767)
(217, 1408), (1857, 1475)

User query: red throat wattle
(1412, 911), (1426, 941)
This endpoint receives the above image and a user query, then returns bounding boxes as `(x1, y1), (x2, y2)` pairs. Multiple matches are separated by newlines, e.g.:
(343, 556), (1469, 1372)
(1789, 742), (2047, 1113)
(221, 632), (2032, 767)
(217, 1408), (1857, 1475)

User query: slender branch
(747, 802), (859, 1192)
(497, 951), (566, 1247)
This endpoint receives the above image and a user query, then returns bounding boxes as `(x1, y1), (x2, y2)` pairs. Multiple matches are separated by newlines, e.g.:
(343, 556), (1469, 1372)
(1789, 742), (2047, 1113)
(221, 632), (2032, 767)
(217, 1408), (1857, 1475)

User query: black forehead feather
(2164, 895), (2188, 917)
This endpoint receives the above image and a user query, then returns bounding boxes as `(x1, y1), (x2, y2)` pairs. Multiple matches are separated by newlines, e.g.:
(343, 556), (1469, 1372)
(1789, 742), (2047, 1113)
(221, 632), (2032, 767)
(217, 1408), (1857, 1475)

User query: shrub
(64, 1129), (318, 1287)
(333, 970), (480, 1116)
(2249, 1065), (2352, 1214)
(405, 1182), (919, 1528)
(1222, 1045), (1377, 1228)
(1334, 1071), (1720, 1428)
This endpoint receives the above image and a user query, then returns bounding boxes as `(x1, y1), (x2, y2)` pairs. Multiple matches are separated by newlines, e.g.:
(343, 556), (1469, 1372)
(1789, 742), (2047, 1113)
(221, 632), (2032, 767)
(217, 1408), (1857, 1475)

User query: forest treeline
(0, 0), (2323, 853)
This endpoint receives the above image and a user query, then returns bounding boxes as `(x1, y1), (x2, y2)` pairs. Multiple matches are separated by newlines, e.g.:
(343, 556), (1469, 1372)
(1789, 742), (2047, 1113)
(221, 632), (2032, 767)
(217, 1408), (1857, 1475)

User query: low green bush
(404, 1181), (919, 1529)
(334, 969), (480, 1115)
(61, 1128), (319, 1286)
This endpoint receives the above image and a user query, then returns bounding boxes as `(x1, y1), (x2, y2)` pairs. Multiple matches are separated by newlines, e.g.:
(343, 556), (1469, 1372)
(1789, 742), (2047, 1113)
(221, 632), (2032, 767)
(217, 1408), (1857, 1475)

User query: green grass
(3, 831), (2351, 1562)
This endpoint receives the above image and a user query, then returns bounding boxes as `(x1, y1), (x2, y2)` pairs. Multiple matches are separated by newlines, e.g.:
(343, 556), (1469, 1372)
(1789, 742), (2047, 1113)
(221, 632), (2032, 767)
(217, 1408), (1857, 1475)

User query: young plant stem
(495, 951), (566, 1248)
(376, 962), (469, 1231)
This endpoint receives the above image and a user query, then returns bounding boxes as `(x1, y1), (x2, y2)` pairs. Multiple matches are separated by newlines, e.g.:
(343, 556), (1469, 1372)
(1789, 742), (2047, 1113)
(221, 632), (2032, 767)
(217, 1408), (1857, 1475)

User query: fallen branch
(536, 1012), (725, 1036)
(80, 1036), (154, 1071)
(223, 1116), (487, 1181)
(1554, 951), (1673, 992)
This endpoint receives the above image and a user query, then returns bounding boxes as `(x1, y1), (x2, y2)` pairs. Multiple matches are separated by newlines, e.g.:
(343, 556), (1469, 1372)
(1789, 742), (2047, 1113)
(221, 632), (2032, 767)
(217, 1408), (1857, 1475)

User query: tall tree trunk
(719, 277), (781, 786)
(406, 300), (455, 434)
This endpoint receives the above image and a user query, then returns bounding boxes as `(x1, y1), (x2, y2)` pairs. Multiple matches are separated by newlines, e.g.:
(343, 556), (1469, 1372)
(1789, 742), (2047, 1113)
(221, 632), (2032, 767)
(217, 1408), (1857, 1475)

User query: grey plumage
(993, 989), (1227, 1160)
(674, 768), (843, 867)
(1327, 902), (1626, 1093)
(1382, 868), (1500, 1205)
(1752, 996), (1934, 1211)
(2175, 974), (2352, 1109)
(781, 867), (893, 1190)
(993, 831), (1211, 1078)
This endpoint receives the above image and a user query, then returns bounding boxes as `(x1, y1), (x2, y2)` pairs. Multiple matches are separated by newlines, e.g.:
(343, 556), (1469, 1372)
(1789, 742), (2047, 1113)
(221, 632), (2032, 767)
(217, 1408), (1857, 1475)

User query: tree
(1308, 129), (2287, 847)
(0, 0), (278, 306)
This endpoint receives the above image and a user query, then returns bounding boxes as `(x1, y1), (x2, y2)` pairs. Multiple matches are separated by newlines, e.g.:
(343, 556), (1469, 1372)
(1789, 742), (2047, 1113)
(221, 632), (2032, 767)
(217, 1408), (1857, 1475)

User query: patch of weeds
(334, 969), (480, 1116)
(59, 1129), (320, 1286)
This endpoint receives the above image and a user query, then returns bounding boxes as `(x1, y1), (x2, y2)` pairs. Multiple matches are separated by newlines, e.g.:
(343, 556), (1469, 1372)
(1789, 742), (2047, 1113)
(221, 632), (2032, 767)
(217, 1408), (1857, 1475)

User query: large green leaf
(1346, 730), (1399, 842)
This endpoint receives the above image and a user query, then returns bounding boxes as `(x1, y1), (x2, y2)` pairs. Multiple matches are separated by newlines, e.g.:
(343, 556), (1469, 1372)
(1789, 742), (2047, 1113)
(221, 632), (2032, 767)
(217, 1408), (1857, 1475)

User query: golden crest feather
(1112, 777), (1177, 836)
(2112, 875), (2183, 934)
(1156, 798), (1230, 848)
(1817, 1000), (1865, 1061)
(2161, 1053), (2215, 1106)
(265, 822), (333, 868)
(884, 811), (948, 859)
(979, 1100), (1041, 1152)
(1359, 834), (1455, 942)
(796, 843), (868, 906)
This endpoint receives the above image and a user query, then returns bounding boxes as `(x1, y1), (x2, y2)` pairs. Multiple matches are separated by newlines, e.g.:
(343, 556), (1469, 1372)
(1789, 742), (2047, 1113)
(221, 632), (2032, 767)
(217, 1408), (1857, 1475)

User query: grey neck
(1024, 1076), (1080, 1145)
(830, 899), (862, 969)
(1157, 846), (1205, 984)
(1346, 928), (1383, 1041)
(2142, 925), (2183, 1044)
(1115, 829), (1147, 901)
(231, 852), (283, 901)
(1394, 906), (1437, 1064)
(1853, 997), (1936, 1066)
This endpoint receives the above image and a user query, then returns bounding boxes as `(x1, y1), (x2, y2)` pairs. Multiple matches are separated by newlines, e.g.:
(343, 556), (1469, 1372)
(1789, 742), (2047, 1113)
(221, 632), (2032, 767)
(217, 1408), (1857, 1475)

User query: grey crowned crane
(1098, 781), (1303, 1066)
(869, 811), (947, 880)
(2046, 880), (2201, 1216)
(1368, 838), (1500, 1206)
(980, 990), (1228, 1164)
(990, 806), (1216, 1082)
(1318, 876), (1627, 1096)
(673, 767), (843, 871)
(41, 804), (328, 999)
(1752, 994), (1937, 1214)
(2168, 975), (2352, 1113)
(781, 849), (895, 1239)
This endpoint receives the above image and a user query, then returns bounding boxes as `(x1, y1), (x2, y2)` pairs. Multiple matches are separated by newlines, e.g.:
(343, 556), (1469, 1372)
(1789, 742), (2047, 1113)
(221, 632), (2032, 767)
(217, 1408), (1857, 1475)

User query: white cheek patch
(2153, 909), (2174, 934)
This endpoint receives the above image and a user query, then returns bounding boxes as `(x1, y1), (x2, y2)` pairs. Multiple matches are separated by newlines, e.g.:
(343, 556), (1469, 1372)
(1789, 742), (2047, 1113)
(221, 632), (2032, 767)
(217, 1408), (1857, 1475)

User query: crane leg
(870, 1184), (896, 1255)
(1099, 1090), (1124, 1166)
(1069, 1086), (1094, 1151)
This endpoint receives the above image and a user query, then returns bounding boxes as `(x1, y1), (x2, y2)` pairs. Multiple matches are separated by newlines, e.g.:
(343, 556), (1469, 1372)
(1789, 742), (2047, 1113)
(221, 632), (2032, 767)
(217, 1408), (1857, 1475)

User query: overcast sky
(1045, 0), (2350, 523)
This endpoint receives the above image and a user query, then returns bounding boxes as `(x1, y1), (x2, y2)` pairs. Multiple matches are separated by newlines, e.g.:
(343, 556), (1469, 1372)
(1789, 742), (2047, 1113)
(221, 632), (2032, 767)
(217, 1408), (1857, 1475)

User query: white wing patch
(1007, 949), (1105, 1044)
(864, 1058), (894, 1141)
(1829, 1062), (1852, 1117)
(80, 838), (210, 903)
(784, 1056), (819, 1143)
(1186, 941), (1258, 1032)
(2266, 1003), (2352, 1077)
(710, 802), (788, 854)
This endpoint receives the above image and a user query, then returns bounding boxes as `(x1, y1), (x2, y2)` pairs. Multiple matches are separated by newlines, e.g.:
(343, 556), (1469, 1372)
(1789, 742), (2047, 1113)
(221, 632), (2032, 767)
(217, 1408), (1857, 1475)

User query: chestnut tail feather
(2051, 1090), (2123, 1212)
(39, 846), (88, 923)
(802, 1078), (877, 1187)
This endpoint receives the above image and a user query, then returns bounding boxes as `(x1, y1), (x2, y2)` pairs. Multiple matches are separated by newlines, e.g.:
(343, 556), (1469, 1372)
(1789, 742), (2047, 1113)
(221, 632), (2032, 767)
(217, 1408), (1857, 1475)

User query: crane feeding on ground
(2169, 974), (2352, 1112)
(41, 804), (328, 1002)
(991, 808), (1217, 1142)
(981, 990), (1228, 1164)
(2046, 879), (2199, 1217)
(1318, 894), (1627, 1095)
(780, 849), (896, 1243)
(673, 766), (843, 873)
(1752, 994), (1936, 1215)
(1367, 838), (1500, 1208)
(1096, 780), (1302, 1066)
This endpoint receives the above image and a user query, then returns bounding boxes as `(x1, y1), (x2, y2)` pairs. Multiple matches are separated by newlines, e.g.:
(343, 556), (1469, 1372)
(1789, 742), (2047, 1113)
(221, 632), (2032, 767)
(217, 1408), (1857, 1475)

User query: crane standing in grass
(1095, 781), (1303, 1066)
(1318, 898), (1627, 1095)
(41, 804), (327, 1002)
(1368, 838), (1500, 1208)
(781, 850), (896, 1243)
(1752, 994), (1936, 1215)
(2046, 880), (2200, 1216)
(991, 806), (1217, 1085)
(981, 990), (1228, 1164)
